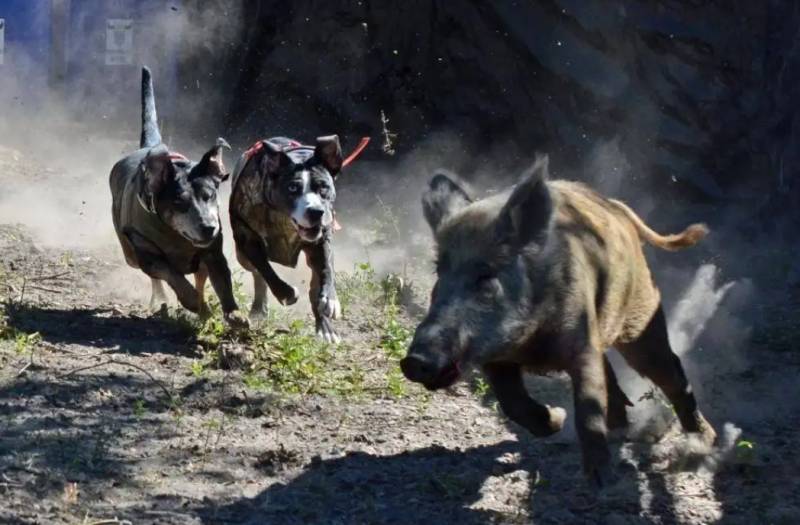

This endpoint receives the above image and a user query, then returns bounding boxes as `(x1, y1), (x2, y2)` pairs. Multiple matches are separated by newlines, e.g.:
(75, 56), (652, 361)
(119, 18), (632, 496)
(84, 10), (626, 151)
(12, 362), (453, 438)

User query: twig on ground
(83, 518), (133, 525)
(17, 277), (26, 304)
(29, 271), (72, 282)
(58, 358), (174, 403)
(16, 361), (31, 377)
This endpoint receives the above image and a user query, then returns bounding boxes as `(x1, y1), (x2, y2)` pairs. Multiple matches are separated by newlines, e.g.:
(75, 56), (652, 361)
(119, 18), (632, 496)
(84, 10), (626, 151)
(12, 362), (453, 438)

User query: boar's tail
(140, 66), (162, 149)
(608, 199), (708, 251)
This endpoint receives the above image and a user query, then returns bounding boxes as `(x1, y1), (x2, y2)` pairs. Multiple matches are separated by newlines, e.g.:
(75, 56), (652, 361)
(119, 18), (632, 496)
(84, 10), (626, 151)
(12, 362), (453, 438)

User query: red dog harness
(243, 136), (370, 168)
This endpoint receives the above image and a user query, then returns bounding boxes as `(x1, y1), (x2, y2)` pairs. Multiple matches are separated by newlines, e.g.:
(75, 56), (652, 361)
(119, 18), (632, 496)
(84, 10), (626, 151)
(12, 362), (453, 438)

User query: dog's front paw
(318, 293), (341, 320)
(274, 282), (299, 306)
(224, 310), (251, 330)
(315, 317), (341, 344)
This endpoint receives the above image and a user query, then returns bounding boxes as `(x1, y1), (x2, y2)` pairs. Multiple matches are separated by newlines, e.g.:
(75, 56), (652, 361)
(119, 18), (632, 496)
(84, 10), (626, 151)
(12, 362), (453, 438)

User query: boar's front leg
(483, 362), (566, 436)
(570, 347), (613, 487)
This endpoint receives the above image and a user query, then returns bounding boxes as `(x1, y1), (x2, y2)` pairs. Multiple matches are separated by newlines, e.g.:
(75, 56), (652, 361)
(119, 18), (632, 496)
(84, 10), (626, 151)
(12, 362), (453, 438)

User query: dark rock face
(178, 0), (800, 230)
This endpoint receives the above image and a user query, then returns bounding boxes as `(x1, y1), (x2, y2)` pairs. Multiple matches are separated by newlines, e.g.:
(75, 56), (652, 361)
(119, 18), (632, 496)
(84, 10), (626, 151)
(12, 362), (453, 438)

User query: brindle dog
(229, 137), (343, 342)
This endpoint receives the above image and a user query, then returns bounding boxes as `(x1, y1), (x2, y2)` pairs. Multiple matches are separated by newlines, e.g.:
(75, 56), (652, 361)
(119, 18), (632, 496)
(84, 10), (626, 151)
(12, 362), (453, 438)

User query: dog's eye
(318, 186), (330, 198)
(288, 182), (302, 194)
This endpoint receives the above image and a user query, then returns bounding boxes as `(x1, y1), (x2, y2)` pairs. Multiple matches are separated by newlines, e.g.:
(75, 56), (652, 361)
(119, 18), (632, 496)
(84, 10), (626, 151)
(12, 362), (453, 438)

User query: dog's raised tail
(140, 66), (162, 149)
(608, 198), (708, 251)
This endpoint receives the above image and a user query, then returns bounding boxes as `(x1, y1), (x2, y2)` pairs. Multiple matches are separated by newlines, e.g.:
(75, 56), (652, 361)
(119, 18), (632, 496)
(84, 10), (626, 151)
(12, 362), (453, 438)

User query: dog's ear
(314, 135), (343, 177)
(422, 170), (472, 234)
(259, 141), (290, 178)
(193, 137), (231, 182)
(138, 145), (174, 213)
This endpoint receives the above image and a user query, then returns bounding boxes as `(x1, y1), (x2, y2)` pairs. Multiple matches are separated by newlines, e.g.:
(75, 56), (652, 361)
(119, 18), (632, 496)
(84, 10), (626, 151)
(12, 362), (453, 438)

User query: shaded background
(1, 0), (799, 286)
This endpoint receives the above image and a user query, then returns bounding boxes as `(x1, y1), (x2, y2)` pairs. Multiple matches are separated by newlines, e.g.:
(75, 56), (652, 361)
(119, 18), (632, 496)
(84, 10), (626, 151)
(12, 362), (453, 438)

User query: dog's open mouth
(294, 222), (322, 240)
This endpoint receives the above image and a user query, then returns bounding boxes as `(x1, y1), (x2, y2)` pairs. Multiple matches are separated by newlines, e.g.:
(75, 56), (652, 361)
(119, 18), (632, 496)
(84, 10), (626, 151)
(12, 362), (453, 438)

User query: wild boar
(401, 157), (716, 486)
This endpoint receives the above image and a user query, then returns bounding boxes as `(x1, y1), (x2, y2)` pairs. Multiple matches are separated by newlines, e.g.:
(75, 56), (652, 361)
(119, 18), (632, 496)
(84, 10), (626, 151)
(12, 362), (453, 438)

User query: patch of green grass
(132, 399), (146, 418)
(180, 262), (419, 401)
(336, 262), (381, 314)
(245, 319), (361, 397)
(378, 283), (413, 398)
(1, 324), (41, 355)
(472, 376), (491, 398)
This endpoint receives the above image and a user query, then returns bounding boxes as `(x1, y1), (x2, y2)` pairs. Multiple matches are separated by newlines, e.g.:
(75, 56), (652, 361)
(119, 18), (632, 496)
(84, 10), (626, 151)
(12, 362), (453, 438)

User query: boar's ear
(497, 155), (553, 248)
(422, 170), (472, 233)
(193, 137), (231, 182)
(315, 135), (343, 177)
(138, 144), (174, 213)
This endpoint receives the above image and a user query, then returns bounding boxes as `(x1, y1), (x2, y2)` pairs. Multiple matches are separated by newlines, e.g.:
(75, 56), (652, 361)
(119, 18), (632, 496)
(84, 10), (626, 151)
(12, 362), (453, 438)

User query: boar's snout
(399, 352), (437, 383)
(401, 340), (461, 390)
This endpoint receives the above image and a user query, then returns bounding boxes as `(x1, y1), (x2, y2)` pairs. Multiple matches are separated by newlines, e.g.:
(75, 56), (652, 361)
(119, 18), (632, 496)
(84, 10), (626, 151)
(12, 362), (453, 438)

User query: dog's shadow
(5, 303), (196, 355)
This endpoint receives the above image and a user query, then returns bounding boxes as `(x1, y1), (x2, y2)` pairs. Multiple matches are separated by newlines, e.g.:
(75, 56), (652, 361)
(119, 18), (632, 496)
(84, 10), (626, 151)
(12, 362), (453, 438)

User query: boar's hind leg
(605, 355), (632, 431)
(617, 306), (716, 445)
(483, 363), (566, 437)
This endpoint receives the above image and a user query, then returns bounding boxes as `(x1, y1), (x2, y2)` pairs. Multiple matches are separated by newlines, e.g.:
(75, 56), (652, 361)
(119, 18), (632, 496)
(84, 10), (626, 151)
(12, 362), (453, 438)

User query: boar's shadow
(198, 441), (526, 525)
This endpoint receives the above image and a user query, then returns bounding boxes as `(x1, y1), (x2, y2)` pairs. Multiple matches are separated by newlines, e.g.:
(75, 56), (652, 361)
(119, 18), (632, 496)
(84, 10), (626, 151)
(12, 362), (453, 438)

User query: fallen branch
(16, 361), (32, 377)
(58, 358), (175, 404)
(29, 271), (72, 282)
(83, 518), (133, 525)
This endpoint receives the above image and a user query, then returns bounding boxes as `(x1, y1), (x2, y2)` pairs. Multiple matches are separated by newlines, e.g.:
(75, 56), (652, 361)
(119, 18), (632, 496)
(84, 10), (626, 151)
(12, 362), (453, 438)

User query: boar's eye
(476, 274), (494, 287)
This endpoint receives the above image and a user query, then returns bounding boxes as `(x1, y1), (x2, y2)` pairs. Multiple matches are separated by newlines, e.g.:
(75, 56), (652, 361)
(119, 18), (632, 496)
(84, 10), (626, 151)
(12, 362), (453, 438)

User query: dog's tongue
(333, 212), (342, 231)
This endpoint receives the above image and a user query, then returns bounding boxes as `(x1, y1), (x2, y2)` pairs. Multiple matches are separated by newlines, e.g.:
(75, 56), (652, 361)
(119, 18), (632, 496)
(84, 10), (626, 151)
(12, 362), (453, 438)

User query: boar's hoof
(587, 463), (618, 490)
(225, 310), (251, 331)
(694, 414), (717, 447)
(547, 406), (567, 434)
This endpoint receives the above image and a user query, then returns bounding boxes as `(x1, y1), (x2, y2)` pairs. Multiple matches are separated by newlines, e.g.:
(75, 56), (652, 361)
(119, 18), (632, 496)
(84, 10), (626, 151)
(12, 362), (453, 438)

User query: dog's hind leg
(236, 247), (268, 321)
(251, 272), (269, 320)
(202, 250), (249, 329)
(149, 278), (168, 312)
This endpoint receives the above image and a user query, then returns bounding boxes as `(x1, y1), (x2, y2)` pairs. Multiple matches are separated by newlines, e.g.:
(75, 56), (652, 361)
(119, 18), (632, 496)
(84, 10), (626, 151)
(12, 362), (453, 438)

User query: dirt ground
(1, 146), (799, 525)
